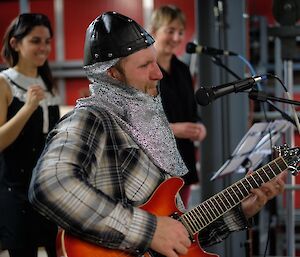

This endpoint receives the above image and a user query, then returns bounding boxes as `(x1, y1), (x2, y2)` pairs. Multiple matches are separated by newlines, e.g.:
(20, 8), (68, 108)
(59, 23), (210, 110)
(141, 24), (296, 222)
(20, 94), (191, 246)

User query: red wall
(0, 2), (19, 58)
(64, 0), (144, 61)
(247, 0), (276, 25)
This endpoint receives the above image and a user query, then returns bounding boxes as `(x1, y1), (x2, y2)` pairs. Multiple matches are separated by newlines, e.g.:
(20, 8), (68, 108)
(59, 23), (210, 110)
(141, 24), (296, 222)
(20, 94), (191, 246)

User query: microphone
(186, 42), (238, 56)
(195, 75), (268, 106)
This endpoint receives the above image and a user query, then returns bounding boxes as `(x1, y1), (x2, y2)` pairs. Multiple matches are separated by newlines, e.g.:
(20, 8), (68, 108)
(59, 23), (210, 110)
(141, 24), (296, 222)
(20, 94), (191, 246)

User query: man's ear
(106, 67), (116, 78)
(107, 66), (122, 80)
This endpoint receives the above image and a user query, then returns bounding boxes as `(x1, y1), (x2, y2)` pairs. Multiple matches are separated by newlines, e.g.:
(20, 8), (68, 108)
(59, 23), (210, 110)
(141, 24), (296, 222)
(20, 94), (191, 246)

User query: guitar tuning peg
(273, 145), (283, 157)
(288, 165), (300, 176)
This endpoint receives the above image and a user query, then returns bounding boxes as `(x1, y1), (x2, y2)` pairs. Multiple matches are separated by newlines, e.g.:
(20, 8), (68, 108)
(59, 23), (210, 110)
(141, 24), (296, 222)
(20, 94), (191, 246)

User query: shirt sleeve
(28, 109), (157, 255)
(198, 205), (250, 247)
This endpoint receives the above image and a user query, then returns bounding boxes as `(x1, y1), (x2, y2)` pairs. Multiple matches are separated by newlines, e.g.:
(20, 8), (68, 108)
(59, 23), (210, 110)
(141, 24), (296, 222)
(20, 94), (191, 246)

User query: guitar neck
(179, 156), (288, 236)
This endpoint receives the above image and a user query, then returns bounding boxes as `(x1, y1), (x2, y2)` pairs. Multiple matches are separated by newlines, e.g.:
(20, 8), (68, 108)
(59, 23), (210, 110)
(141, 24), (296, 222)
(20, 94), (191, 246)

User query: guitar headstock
(273, 144), (300, 176)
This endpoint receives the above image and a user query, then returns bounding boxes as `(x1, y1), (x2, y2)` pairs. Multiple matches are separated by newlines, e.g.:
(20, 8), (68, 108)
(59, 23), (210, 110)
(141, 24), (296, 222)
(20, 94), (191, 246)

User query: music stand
(210, 119), (291, 181)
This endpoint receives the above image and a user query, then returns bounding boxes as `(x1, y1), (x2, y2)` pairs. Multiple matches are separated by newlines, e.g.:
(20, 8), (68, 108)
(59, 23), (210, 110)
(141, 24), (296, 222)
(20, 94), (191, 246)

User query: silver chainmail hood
(76, 59), (188, 177)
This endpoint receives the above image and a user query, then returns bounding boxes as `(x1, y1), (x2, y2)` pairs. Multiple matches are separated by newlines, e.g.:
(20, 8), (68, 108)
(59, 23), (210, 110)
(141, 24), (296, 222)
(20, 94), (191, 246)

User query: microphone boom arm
(249, 90), (300, 106)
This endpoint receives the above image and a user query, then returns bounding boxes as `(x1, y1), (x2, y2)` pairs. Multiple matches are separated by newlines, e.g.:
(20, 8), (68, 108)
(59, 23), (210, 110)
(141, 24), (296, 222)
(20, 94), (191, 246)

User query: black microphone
(186, 42), (238, 56)
(195, 75), (268, 106)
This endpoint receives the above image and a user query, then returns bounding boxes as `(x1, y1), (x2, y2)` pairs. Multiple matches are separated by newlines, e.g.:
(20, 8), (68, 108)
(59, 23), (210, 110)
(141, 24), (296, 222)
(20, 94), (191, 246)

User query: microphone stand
(249, 90), (300, 106)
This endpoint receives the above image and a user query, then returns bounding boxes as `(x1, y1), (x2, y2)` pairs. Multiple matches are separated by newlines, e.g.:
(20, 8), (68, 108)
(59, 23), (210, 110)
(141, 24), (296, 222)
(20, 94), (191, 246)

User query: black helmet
(83, 11), (155, 66)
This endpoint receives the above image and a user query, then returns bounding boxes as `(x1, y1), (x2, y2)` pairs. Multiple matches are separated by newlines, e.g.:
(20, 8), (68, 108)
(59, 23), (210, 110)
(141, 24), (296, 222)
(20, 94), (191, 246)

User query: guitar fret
(224, 189), (236, 206)
(221, 191), (233, 209)
(207, 199), (221, 217)
(256, 171), (265, 184)
(194, 208), (206, 227)
(244, 178), (253, 191)
(193, 209), (206, 230)
(264, 166), (272, 180)
(270, 162), (279, 176)
(189, 210), (201, 231)
(237, 183), (248, 197)
(193, 208), (206, 228)
(195, 205), (210, 225)
(180, 212), (197, 234)
(275, 161), (284, 172)
(223, 191), (238, 211)
(188, 210), (197, 226)
(203, 201), (213, 220)
(240, 180), (250, 194)
(233, 183), (246, 199)
(274, 159), (286, 173)
(269, 162), (279, 176)
(248, 175), (260, 187)
(278, 158), (288, 170)
(228, 186), (240, 202)
(262, 166), (271, 182)
(203, 201), (217, 220)
(192, 210), (205, 231)
(215, 194), (228, 211)
(211, 197), (223, 215)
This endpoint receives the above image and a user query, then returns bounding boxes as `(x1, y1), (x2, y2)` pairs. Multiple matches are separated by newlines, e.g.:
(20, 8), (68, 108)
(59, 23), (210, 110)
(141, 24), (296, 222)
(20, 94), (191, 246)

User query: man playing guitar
(29, 11), (288, 257)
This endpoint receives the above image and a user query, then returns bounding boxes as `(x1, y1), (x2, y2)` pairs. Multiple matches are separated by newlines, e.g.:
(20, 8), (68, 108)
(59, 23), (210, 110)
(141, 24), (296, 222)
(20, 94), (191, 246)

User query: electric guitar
(56, 145), (300, 257)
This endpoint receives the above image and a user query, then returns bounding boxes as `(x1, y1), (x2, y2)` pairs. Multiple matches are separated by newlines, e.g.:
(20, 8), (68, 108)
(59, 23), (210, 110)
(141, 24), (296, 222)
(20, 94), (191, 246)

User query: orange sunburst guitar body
(56, 177), (218, 257)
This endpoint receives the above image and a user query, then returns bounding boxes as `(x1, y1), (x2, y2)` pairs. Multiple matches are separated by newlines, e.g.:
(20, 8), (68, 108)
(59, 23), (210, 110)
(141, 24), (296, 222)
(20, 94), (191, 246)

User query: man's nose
(151, 63), (163, 80)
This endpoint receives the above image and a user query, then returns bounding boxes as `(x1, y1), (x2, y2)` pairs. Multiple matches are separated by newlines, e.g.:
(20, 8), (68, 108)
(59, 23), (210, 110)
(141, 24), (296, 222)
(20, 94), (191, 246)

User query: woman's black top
(159, 55), (200, 185)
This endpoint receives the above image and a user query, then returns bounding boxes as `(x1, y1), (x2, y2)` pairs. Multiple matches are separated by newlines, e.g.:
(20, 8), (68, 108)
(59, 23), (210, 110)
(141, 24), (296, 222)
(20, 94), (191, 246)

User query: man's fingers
(174, 244), (189, 256)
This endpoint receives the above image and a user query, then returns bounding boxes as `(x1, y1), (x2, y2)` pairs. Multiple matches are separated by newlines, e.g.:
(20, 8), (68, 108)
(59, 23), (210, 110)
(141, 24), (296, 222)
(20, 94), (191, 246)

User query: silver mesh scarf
(77, 60), (188, 177)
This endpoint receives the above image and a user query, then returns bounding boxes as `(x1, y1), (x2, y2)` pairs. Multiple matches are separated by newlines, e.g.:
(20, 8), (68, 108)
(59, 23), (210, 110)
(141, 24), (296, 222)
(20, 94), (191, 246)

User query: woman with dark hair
(0, 13), (60, 257)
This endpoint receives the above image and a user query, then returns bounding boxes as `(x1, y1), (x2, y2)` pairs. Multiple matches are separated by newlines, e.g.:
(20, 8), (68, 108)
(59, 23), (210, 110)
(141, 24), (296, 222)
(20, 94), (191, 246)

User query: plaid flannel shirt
(29, 106), (248, 255)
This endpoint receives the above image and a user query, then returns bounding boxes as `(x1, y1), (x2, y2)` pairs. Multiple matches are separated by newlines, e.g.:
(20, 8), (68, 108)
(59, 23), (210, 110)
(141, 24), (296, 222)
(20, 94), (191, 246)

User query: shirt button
(32, 148), (36, 152)
(20, 169), (25, 173)
(8, 187), (12, 192)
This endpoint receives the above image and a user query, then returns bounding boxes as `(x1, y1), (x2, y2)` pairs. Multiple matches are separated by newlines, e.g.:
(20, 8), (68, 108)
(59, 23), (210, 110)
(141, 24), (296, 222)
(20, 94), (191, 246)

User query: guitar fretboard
(179, 156), (288, 236)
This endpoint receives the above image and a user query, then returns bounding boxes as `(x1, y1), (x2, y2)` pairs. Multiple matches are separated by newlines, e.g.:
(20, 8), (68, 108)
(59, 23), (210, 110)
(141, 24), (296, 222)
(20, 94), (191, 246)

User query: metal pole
(284, 59), (296, 257)
(19, 0), (29, 13)
(53, 0), (66, 104)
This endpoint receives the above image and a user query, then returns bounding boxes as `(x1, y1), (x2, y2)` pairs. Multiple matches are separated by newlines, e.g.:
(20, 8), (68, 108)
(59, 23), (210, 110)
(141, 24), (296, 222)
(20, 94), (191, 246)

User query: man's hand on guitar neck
(241, 171), (287, 219)
(150, 216), (191, 257)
